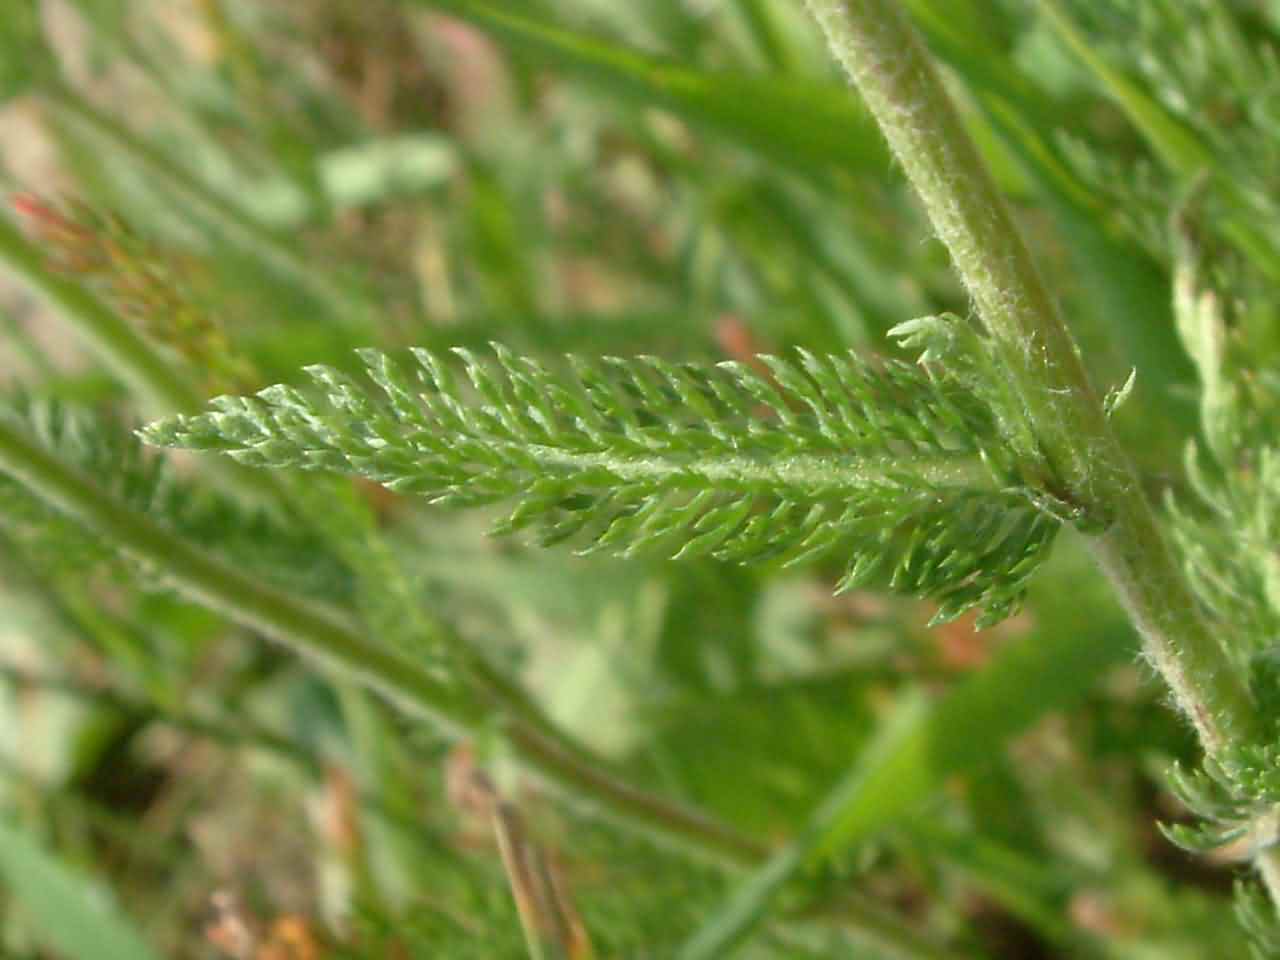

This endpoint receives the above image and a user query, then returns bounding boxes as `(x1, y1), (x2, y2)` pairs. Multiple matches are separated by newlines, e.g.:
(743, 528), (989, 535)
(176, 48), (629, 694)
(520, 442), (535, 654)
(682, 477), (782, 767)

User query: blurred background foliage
(0, 0), (1276, 956)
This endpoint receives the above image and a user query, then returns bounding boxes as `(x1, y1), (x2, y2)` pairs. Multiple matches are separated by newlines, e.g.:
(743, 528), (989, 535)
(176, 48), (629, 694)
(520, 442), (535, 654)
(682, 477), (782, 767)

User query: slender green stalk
(0, 414), (766, 869)
(801, 0), (1258, 759)
(805, 1), (1117, 516)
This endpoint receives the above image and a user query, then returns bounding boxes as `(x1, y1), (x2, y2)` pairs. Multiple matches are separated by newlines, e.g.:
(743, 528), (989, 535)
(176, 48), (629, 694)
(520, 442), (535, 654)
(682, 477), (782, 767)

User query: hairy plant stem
(800, 0), (1258, 767)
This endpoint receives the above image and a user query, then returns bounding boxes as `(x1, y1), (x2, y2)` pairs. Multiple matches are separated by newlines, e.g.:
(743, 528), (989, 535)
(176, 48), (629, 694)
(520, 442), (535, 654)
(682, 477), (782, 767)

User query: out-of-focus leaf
(412, 0), (889, 178)
(1037, 0), (1208, 174)
(44, 85), (369, 327)
(235, 135), (457, 229)
(0, 817), (161, 960)
(678, 550), (1133, 954)
(677, 694), (938, 960)
(0, 1), (49, 102)
(906, 822), (1080, 948)
(814, 556), (1134, 859)
(1037, 0), (1280, 284)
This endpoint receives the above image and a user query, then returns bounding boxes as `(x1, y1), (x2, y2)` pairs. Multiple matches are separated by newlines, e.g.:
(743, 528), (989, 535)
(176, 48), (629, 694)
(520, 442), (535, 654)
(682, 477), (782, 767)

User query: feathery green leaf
(141, 328), (1063, 626)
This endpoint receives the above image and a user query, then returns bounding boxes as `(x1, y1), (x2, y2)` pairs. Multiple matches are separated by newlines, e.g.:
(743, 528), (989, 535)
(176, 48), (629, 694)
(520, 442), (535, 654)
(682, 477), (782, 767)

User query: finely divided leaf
(141, 336), (1062, 625)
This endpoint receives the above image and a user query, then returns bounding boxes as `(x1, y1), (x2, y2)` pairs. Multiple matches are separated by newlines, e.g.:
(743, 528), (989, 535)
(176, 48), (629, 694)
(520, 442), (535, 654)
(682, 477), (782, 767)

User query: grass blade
(813, 580), (1132, 858)
(0, 817), (161, 960)
(44, 83), (370, 325)
(1037, 0), (1280, 284)
(679, 551), (1133, 956)
(678, 694), (946, 959)
(411, 0), (888, 178)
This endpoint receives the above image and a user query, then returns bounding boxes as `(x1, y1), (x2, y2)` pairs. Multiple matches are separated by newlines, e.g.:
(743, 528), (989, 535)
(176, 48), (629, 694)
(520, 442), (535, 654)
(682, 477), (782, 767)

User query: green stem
(0, 414), (765, 869)
(801, 0), (1257, 756)
(525, 445), (992, 497)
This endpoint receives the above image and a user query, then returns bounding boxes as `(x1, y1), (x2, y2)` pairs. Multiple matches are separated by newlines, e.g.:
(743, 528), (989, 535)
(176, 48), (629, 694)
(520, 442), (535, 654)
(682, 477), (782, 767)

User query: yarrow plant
(139, 324), (1062, 628)
(1, 0), (1280, 957)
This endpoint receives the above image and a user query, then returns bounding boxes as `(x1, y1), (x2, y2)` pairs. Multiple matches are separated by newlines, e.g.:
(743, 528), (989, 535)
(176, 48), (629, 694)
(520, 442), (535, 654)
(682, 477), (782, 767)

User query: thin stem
(524, 445), (993, 497)
(0, 414), (765, 868)
(801, 0), (1258, 757)
(804, 0), (1104, 503)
